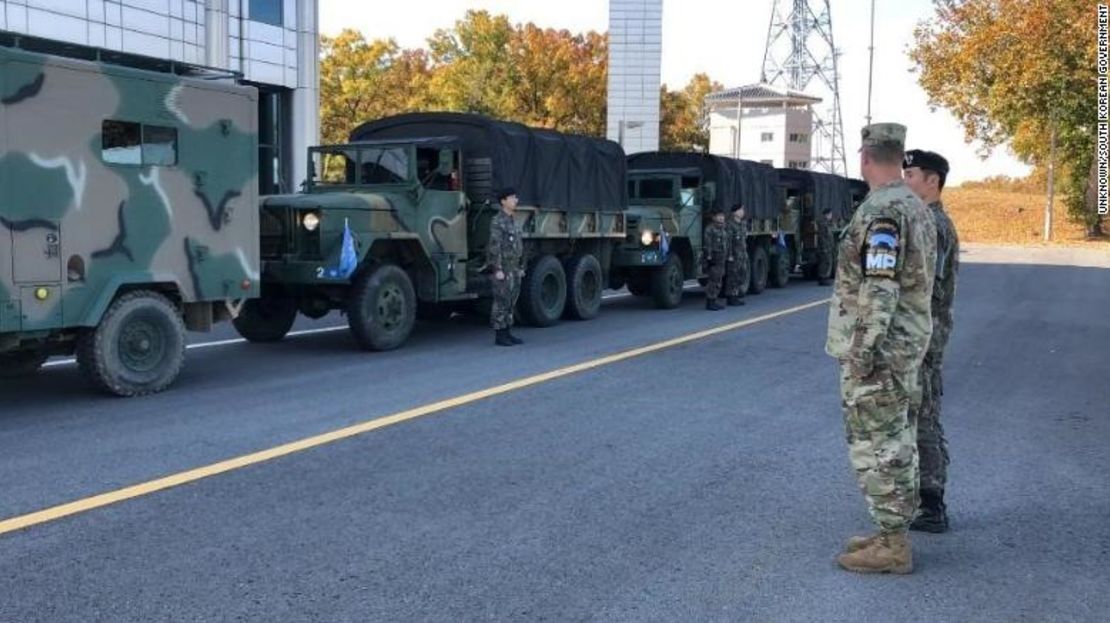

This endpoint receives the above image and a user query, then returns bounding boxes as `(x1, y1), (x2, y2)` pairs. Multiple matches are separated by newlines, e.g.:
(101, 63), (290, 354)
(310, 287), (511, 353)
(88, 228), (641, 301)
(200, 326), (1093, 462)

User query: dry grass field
(944, 187), (1110, 249)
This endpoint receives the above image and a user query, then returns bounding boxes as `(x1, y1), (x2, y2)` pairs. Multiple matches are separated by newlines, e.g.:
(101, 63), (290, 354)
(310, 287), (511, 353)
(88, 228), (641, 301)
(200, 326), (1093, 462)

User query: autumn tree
(319, 30), (433, 145)
(911, 0), (1102, 236)
(660, 73), (722, 152)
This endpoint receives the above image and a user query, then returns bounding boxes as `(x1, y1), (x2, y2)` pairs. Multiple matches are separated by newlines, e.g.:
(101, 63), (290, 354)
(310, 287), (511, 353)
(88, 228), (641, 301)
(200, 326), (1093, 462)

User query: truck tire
(519, 254), (567, 327)
(347, 264), (416, 351)
(650, 254), (684, 309)
(769, 247), (791, 288)
(76, 290), (186, 397)
(0, 349), (49, 378)
(233, 295), (297, 342)
(749, 245), (769, 295)
(563, 254), (603, 320)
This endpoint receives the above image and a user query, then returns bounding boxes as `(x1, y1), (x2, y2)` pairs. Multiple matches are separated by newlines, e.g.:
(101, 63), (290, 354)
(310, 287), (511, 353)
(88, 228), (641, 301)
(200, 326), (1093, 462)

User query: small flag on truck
(325, 218), (358, 279)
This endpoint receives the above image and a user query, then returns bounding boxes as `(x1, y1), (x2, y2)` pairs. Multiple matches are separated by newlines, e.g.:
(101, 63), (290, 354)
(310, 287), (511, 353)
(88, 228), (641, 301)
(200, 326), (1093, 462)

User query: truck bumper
(261, 259), (352, 286)
(611, 247), (666, 268)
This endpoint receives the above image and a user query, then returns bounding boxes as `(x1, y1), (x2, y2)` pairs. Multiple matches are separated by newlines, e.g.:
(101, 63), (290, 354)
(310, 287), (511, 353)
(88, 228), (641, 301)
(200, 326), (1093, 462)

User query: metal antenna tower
(760, 0), (847, 175)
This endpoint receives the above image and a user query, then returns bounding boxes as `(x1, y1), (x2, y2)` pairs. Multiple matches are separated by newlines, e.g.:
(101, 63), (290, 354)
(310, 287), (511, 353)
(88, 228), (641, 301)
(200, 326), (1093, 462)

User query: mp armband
(862, 217), (900, 278)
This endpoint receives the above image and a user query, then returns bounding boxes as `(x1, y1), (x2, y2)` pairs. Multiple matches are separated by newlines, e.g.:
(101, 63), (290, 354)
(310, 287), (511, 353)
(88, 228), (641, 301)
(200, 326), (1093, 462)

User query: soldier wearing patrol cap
(826, 123), (937, 574)
(903, 149), (960, 533)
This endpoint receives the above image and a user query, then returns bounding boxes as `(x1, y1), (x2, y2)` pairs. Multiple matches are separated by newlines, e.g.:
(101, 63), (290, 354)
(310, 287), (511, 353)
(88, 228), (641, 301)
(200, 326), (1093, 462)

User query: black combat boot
(507, 329), (523, 345)
(727, 296), (745, 306)
(495, 329), (514, 347)
(706, 298), (723, 311)
(910, 490), (949, 533)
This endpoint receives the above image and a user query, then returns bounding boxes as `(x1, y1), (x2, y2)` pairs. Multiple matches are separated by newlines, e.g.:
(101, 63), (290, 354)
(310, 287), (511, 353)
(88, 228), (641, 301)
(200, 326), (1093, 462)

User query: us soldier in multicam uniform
(826, 123), (937, 574)
(816, 208), (836, 286)
(488, 187), (525, 346)
(724, 204), (748, 306)
(702, 206), (729, 311)
(903, 149), (959, 533)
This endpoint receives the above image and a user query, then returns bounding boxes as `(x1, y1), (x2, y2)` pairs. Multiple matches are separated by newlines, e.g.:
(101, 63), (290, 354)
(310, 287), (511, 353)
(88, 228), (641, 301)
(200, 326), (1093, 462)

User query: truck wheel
(347, 264), (416, 351)
(563, 254), (603, 320)
(0, 349), (49, 378)
(76, 290), (186, 397)
(650, 254), (684, 309)
(749, 245), (769, 295)
(233, 295), (297, 343)
(769, 248), (791, 288)
(519, 254), (567, 327)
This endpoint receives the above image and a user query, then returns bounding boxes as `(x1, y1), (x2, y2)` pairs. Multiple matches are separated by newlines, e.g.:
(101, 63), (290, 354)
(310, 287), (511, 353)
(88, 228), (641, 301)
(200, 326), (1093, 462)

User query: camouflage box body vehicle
(775, 168), (857, 280)
(616, 152), (786, 305)
(0, 37), (259, 395)
(239, 112), (626, 350)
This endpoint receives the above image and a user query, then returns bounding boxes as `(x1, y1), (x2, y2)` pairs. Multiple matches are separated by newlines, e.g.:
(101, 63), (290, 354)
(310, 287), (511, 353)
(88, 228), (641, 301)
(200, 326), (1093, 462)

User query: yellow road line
(0, 297), (830, 537)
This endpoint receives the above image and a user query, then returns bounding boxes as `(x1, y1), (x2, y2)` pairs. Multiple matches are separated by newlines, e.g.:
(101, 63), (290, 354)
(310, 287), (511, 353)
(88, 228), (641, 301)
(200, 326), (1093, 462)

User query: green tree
(660, 73), (722, 152)
(910, 0), (1102, 236)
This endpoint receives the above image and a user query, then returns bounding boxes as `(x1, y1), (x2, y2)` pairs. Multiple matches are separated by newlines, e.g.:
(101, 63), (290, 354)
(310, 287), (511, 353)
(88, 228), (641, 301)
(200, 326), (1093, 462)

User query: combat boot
(837, 531), (913, 574)
(506, 330), (524, 345)
(706, 298), (723, 311)
(494, 329), (514, 347)
(727, 296), (745, 306)
(844, 533), (879, 553)
(911, 490), (949, 533)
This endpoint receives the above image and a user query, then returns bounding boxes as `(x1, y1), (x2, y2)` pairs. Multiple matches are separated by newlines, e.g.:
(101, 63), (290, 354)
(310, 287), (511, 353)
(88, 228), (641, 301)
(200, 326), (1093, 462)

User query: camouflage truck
(0, 37), (259, 396)
(235, 112), (626, 350)
(774, 168), (856, 280)
(614, 152), (785, 306)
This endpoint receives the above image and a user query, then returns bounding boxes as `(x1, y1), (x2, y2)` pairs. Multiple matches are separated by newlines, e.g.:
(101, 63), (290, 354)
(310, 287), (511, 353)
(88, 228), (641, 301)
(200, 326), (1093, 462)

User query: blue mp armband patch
(863, 218), (899, 278)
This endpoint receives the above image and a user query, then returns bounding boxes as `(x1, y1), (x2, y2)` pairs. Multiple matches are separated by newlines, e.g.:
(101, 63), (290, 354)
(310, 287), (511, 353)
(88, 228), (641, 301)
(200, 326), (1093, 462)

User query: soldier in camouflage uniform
(816, 208), (836, 286)
(826, 123), (937, 574)
(701, 206), (729, 311)
(488, 188), (525, 346)
(724, 204), (748, 306)
(903, 149), (959, 533)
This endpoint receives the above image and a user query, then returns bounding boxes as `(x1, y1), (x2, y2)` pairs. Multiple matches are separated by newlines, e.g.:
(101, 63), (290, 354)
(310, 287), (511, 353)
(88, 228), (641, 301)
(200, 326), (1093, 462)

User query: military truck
(235, 112), (627, 350)
(614, 152), (785, 306)
(774, 168), (856, 280)
(0, 36), (259, 396)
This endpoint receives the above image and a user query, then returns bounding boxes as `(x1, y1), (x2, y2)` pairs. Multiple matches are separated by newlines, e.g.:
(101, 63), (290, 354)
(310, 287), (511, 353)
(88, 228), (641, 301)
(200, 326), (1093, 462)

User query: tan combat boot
(844, 533), (879, 553)
(837, 531), (913, 574)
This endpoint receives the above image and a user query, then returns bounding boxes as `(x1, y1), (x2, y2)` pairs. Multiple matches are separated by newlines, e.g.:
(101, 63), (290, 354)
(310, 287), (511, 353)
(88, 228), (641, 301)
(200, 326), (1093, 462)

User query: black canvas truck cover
(625, 152), (781, 219)
(348, 112), (627, 212)
(775, 168), (854, 220)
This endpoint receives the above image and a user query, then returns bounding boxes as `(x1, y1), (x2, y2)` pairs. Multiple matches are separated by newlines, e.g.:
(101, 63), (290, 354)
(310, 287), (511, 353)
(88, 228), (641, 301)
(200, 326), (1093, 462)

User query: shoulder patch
(863, 217), (899, 278)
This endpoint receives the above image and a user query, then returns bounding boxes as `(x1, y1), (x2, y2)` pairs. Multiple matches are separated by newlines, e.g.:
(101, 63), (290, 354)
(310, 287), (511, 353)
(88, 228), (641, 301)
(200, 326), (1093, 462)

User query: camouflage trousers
(725, 256), (749, 297)
(817, 248), (833, 281)
(909, 352), (949, 495)
(490, 272), (521, 330)
(705, 263), (726, 299)
(839, 361), (920, 532)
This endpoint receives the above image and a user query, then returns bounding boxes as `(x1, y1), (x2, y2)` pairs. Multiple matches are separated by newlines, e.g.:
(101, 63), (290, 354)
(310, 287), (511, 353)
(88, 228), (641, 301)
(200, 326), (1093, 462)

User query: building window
(761, 132), (774, 142)
(102, 120), (177, 166)
(789, 133), (809, 144)
(249, 0), (283, 27)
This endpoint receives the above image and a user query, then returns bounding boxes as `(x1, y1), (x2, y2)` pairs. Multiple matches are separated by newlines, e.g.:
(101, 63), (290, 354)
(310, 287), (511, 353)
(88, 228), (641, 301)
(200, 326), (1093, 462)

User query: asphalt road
(1, 247), (1108, 622)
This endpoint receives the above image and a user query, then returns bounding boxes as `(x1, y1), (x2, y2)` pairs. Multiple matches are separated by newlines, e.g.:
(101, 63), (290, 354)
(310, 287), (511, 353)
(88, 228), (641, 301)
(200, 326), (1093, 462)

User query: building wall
(709, 106), (813, 169)
(1, 0), (318, 189)
(606, 0), (661, 155)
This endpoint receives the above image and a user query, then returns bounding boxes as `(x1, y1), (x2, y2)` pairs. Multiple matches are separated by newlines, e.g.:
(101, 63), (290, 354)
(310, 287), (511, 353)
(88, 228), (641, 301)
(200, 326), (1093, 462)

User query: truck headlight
(302, 212), (320, 232)
(640, 230), (654, 246)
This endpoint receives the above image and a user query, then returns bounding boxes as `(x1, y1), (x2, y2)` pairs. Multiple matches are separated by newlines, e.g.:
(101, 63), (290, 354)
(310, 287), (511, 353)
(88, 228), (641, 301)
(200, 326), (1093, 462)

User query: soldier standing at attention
(816, 207), (836, 286)
(724, 204), (749, 306)
(826, 123), (937, 574)
(902, 149), (959, 533)
(488, 188), (525, 347)
(702, 206), (729, 310)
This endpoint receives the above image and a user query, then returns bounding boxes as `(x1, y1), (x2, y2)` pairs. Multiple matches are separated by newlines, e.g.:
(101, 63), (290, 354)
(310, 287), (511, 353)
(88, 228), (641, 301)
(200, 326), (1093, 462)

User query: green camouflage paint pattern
(0, 44), (259, 348)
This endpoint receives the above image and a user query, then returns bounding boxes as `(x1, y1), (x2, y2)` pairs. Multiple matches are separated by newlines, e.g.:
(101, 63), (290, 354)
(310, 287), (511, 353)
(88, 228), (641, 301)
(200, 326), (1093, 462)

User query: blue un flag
(326, 218), (359, 279)
(660, 228), (670, 260)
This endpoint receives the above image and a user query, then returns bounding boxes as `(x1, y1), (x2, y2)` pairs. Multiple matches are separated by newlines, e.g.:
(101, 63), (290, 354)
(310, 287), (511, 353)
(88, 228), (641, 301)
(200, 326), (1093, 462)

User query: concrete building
(0, 0), (319, 194)
(605, 0), (661, 155)
(706, 83), (820, 170)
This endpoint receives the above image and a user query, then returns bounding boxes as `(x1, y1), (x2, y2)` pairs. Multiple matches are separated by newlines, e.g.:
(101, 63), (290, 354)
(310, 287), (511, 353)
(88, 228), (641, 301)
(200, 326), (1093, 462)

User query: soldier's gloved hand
(848, 352), (874, 379)
(495, 270), (505, 281)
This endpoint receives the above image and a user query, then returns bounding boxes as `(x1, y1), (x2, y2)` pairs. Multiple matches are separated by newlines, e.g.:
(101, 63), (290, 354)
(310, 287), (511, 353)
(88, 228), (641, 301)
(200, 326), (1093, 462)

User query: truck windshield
(312, 147), (411, 186)
(633, 178), (675, 200)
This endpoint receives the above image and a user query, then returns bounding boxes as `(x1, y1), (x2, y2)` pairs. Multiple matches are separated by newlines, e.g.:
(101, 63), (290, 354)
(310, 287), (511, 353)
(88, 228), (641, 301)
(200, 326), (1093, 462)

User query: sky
(318, 0), (1031, 185)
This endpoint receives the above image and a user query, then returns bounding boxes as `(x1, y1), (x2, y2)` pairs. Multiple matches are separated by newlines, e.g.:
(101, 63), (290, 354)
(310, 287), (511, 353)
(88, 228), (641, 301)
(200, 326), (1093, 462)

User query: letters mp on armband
(863, 218), (899, 278)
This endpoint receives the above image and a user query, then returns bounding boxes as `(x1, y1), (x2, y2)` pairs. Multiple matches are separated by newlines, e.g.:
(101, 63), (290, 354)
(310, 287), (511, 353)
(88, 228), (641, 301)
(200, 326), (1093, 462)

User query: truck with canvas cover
(239, 112), (626, 351)
(618, 152), (783, 305)
(0, 35), (259, 396)
(775, 168), (855, 280)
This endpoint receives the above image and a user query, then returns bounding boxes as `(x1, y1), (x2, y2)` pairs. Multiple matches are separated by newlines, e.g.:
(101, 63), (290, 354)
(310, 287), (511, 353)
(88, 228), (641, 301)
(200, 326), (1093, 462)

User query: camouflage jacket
(825, 179), (937, 375)
(927, 200), (959, 359)
(727, 219), (748, 262)
(487, 209), (523, 275)
(702, 221), (729, 264)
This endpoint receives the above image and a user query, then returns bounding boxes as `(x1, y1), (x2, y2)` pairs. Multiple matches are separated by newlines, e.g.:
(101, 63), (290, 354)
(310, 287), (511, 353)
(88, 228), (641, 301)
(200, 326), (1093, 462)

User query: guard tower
(705, 83), (821, 170)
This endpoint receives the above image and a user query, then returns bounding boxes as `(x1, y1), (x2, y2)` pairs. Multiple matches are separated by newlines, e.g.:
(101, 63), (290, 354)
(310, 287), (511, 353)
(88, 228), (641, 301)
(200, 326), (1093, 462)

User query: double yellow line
(0, 297), (829, 537)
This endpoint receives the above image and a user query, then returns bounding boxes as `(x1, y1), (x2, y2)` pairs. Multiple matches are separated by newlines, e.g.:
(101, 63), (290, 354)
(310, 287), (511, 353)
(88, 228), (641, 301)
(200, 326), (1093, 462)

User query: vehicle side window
(142, 125), (178, 166)
(102, 120), (178, 166)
